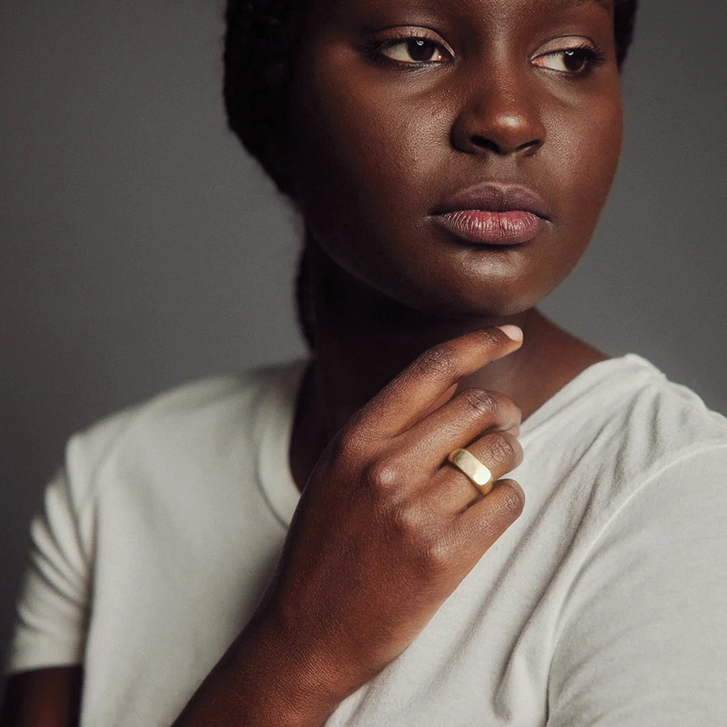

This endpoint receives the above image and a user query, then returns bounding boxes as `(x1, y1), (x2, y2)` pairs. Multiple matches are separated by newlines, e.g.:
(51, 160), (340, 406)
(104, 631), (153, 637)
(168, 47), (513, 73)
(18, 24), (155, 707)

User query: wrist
(238, 608), (356, 724)
(172, 609), (348, 727)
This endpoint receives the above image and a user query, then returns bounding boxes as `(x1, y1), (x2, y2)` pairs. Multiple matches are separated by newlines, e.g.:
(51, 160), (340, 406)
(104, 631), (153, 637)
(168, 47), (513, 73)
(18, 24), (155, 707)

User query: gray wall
(1, 0), (726, 669)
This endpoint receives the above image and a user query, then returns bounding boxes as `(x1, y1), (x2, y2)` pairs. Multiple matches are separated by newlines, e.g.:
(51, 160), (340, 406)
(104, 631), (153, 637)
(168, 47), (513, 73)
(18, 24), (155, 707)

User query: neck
(289, 243), (606, 492)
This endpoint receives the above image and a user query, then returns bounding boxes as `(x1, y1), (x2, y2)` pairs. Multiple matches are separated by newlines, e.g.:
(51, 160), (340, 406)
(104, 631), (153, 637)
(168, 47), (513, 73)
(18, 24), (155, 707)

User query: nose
(451, 64), (546, 157)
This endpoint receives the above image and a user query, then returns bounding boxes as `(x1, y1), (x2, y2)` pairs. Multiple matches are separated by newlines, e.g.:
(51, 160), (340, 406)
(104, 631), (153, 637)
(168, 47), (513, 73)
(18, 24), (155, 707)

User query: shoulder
(519, 354), (727, 546)
(543, 358), (727, 725)
(529, 353), (727, 481)
(593, 354), (727, 485)
(61, 359), (307, 512)
(597, 356), (727, 539)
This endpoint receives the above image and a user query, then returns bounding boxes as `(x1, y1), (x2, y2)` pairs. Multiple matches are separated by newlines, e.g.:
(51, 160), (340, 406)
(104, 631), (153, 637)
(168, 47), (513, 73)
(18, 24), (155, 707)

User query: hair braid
(224, 0), (305, 198)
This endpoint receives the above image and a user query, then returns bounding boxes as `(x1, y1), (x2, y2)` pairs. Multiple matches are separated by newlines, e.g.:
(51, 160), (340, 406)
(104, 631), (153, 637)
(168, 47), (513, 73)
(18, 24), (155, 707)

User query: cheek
(287, 45), (625, 316)
(497, 93), (623, 302)
(289, 72), (462, 306)
(290, 54), (382, 192)
(552, 94), (623, 222)
(288, 51), (447, 230)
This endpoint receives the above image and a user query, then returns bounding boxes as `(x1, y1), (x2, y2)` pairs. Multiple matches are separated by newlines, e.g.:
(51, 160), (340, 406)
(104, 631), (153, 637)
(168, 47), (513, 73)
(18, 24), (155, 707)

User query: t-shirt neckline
(256, 359), (308, 528)
(519, 353), (659, 437)
(255, 354), (660, 528)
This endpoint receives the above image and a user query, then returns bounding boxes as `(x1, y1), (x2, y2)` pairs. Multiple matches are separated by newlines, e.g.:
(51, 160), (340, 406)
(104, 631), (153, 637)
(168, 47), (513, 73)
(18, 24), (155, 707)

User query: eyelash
(364, 36), (607, 77)
(540, 44), (608, 76)
(362, 33), (451, 68)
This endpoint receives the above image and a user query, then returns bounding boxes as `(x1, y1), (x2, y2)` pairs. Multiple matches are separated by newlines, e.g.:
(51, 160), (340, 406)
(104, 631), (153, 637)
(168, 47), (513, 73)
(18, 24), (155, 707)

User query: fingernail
(497, 325), (523, 342)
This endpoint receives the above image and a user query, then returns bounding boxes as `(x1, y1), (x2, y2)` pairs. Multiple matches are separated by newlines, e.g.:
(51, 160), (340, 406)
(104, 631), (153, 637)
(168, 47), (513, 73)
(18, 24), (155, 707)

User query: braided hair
(223, 0), (639, 348)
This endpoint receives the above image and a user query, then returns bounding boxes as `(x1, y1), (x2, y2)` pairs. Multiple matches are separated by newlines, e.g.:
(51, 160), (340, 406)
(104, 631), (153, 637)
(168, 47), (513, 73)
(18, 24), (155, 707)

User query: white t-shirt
(6, 355), (727, 726)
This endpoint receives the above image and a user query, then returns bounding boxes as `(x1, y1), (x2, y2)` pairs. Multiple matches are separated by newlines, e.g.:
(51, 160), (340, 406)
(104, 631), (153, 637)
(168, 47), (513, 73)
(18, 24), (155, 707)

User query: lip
(431, 183), (552, 246)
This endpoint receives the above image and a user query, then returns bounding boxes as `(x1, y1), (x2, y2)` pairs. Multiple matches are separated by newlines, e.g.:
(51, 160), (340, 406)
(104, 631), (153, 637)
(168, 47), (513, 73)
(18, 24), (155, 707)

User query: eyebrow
(558, 0), (613, 10)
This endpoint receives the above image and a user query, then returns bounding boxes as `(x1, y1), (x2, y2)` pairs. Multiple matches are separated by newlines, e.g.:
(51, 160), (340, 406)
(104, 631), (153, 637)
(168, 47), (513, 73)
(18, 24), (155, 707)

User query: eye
(532, 44), (607, 75)
(376, 37), (450, 65)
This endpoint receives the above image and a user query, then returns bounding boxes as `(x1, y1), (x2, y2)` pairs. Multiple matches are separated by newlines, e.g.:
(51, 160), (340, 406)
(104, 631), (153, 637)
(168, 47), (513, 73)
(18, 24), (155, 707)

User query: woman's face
(286, 0), (623, 317)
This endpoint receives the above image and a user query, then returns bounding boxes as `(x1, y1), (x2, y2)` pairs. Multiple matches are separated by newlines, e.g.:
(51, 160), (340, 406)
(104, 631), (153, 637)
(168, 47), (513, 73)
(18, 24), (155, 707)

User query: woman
(3, 0), (727, 724)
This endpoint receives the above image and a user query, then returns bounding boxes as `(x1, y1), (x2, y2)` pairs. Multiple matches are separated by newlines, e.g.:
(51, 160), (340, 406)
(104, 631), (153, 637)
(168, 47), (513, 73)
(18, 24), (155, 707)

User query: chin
(379, 278), (547, 322)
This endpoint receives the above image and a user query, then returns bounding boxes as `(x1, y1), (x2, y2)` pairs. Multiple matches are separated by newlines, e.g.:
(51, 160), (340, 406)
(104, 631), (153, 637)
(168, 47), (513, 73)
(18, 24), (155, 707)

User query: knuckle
(379, 500), (428, 554)
(389, 500), (423, 534)
(380, 501), (453, 579)
(487, 431), (518, 465)
(364, 457), (402, 493)
(332, 428), (367, 463)
(411, 533), (451, 576)
(495, 480), (526, 520)
(460, 388), (498, 417)
(413, 344), (458, 380)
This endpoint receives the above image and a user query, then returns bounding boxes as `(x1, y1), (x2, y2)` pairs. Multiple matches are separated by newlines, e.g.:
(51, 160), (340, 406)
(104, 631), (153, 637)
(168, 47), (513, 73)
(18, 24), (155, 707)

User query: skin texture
(285, 0), (621, 482)
(286, 0), (622, 319)
(1, 0), (624, 724)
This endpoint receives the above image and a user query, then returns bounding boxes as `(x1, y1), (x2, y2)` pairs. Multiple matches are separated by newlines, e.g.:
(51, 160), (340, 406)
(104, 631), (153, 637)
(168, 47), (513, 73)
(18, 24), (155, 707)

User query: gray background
(1, 0), (725, 670)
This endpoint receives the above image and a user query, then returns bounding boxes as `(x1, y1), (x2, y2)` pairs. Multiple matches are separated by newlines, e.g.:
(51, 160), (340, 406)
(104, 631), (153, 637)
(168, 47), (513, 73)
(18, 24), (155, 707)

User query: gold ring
(447, 448), (495, 496)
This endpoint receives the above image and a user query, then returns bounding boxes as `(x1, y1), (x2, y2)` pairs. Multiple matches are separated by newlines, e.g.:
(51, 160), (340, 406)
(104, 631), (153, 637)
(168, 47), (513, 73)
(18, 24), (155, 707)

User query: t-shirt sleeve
(547, 445), (727, 727)
(5, 465), (92, 675)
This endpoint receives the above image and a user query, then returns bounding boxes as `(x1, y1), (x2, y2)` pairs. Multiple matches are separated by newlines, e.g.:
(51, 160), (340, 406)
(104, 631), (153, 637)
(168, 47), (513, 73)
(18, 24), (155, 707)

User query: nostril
(470, 136), (501, 154)
(518, 138), (542, 154)
(467, 135), (541, 156)
(451, 102), (546, 156)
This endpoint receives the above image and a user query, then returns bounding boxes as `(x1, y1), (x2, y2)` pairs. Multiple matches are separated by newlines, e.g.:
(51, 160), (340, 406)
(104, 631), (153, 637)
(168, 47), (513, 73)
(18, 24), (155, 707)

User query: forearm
(171, 613), (349, 727)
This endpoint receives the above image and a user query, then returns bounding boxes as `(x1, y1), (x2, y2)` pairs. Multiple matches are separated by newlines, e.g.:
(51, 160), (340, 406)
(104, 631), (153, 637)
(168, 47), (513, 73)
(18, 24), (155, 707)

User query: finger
(419, 431), (523, 513)
(454, 430), (524, 491)
(418, 383), (458, 420)
(401, 388), (522, 471)
(350, 326), (523, 440)
(448, 479), (525, 564)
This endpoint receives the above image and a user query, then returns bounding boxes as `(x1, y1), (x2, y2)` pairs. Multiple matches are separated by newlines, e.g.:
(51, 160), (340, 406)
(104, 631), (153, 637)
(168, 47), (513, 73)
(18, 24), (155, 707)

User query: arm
(2, 447), (92, 725)
(170, 613), (344, 727)
(1, 667), (82, 727)
(7, 328), (525, 725)
(173, 327), (526, 725)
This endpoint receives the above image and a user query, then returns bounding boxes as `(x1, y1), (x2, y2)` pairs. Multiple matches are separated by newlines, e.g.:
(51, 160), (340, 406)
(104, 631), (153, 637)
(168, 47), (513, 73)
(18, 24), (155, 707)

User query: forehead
(312, 0), (614, 27)
(318, 0), (613, 11)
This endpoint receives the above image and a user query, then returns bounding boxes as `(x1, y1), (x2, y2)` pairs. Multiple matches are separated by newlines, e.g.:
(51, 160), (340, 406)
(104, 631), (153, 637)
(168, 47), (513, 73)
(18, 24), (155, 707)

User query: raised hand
(258, 325), (525, 705)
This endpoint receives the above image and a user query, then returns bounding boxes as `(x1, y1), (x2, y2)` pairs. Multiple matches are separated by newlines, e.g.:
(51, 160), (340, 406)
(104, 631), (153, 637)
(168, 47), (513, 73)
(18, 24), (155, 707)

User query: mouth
(430, 183), (552, 246)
